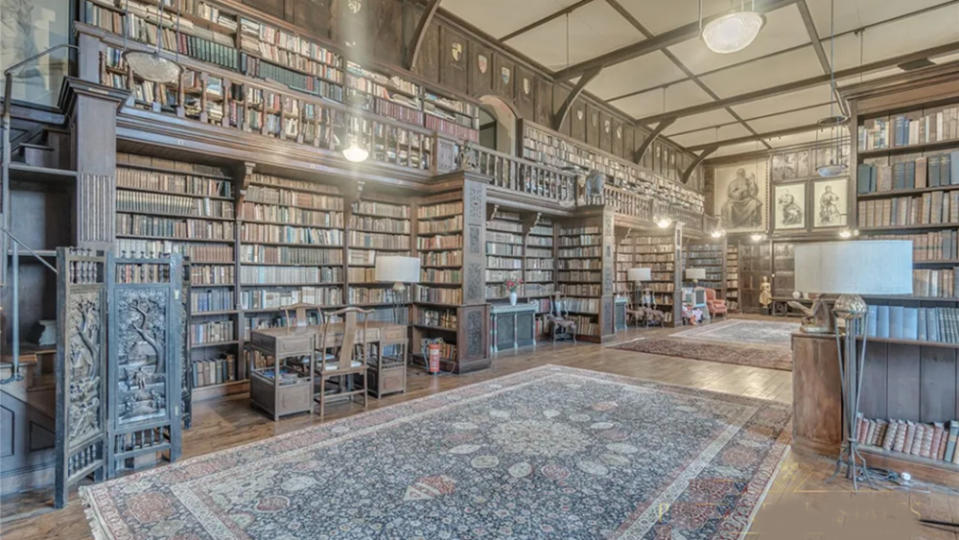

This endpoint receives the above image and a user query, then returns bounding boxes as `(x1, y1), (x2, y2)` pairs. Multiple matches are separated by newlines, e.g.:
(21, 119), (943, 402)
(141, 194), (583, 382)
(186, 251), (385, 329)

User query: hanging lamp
(123, 0), (183, 84)
(701, 0), (765, 54)
(815, 0), (848, 177)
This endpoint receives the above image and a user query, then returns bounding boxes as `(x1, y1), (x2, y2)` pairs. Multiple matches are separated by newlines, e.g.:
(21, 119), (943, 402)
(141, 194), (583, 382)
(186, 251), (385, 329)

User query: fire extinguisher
(427, 342), (441, 375)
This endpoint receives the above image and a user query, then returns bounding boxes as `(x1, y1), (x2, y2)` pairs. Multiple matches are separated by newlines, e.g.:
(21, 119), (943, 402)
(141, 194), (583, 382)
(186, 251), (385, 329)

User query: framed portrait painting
(774, 183), (806, 230)
(813, 178), (848, 228)
(714, 160), (768, 233)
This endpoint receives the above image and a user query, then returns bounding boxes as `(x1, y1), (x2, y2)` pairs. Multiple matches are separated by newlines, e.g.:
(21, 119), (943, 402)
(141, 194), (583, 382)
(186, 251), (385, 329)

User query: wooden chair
(705, 288), (728, 318)
(546, 292), (577, 343)
(625, 299), (645, 328)
(314, 307), (371, 419)
(283, 302), (324, 373)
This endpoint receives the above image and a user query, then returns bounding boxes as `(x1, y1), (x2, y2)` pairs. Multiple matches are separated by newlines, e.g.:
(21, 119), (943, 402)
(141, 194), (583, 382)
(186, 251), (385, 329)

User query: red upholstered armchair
(705, 288), (728, 318)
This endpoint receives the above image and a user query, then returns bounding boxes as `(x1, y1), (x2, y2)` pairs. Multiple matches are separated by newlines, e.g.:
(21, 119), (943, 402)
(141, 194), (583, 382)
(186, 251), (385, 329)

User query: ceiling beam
(796, 0), (831, 76)
(499, 0), (598, 42)
(553, 0), (799, 81)
(636, 40), (959, 125)
(685, 121), (837, 152)
(682, 146), (719, 184)
(633, 119), (675, 163)
(406, 0), (442, 70)
(552, 66), (603, 131)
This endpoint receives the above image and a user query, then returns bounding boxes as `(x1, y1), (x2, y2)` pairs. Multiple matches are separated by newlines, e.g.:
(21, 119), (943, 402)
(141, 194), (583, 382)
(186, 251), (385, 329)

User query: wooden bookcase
(524, 215), (556, 317)
(485, 209), (524, 302)
(634, 230), (681, 326)
(725, 242), (739, 311)
(557, 220), (606, 340)
(346, 198), (413, 320)
(683, 241), (724, 291)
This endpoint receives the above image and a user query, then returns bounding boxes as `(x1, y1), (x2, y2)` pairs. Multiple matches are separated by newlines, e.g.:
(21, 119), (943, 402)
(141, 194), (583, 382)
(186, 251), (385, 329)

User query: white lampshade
(685, 268), (706, 281)
(627, 267), (652, 282)
(702, 11), (765, 54)
(794, 240), (913, 295)
(375, 256), (420, 284)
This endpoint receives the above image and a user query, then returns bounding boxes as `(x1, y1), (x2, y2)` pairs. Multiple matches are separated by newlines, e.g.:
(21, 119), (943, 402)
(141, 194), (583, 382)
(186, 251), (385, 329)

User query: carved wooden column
(600, 209), (616, 340)
(457, 173), (490, 373)
(58, 77), (129, 250)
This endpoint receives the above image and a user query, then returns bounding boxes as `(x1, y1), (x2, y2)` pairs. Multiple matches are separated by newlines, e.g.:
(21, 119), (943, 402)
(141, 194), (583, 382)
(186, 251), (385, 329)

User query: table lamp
(375, 256), (420, 323)
(794, 240), (912, 489)
(627, 267), (651, 306)
(685, 268), (706, 285)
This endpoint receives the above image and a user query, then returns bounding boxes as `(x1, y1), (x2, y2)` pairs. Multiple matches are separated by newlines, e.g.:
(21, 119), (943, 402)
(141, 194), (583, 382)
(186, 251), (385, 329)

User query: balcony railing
(464, 144), (577, 206)
(603, 184), (652, 221)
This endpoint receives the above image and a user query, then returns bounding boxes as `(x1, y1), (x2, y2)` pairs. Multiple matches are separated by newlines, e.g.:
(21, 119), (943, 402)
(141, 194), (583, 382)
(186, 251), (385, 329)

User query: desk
(248, 322), (409, 419)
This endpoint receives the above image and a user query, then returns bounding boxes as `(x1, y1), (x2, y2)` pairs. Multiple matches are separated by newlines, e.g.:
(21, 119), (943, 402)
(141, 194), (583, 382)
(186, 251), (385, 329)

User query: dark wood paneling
(534, 76), (551, 126)
(514, 66), (535, 120)
(493, 54), (514, 100)
(439, 25), (469, 94)
(612, 119), (624, 158)
(244, 0), (285, 18)
(792, 334), (842, 455)
(599, 111), (612, 153)
(860, 341), (888, 420)
(886, 343), (921, 421)
(919, 346), (957, 422)
(293, 0), (332, 34)
(371, 0), (404, 66)
(413, 22), (440, 84)
(623, 125), (635, 160)
(552, 86), (571, 135)
(469, 43), (493, 97)
(586, 103), (600, 147)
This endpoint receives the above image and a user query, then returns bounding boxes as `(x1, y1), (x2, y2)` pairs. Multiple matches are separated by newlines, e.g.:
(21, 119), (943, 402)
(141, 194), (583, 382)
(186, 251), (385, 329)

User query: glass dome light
(342, 139), (369, 163)
(122, 50), (182, 84)
(702, 11), (765, 54)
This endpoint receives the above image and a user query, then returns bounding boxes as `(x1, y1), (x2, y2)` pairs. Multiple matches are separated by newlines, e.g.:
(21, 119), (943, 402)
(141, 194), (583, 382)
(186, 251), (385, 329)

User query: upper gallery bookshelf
(82, 0), (479, 154)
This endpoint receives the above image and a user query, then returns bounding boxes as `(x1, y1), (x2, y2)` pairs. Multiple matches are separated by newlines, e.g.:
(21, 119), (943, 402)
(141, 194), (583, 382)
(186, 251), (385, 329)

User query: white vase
(509, 291), (518, 306)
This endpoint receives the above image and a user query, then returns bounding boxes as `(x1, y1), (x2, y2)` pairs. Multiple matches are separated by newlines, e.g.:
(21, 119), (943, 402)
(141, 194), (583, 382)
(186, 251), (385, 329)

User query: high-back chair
(315, 307), (372, 418)
(705, 288), (728, 318)
(545, 292), (577, 343)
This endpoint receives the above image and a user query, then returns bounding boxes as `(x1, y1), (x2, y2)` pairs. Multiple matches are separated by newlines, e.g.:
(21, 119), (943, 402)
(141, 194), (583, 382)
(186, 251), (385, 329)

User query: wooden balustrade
(468, 145), (577, 205)
(603, 184), (652, 221)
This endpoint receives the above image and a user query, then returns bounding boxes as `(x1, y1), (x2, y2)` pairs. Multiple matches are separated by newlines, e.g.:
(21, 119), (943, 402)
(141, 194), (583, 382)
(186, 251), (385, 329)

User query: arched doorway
(478, 95), (517, 155)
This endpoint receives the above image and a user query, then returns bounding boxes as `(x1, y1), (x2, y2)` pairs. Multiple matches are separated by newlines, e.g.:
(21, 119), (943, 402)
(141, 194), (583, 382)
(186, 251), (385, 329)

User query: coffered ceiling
(440, 0), (959, 157)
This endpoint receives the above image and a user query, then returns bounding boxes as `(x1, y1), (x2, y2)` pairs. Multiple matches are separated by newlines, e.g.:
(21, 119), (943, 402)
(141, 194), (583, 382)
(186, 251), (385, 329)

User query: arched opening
(478, 95), (517, 155)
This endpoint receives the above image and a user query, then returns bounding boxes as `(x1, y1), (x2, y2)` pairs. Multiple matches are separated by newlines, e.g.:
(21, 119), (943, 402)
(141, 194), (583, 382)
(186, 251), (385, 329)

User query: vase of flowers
(505, 279), (522, 306)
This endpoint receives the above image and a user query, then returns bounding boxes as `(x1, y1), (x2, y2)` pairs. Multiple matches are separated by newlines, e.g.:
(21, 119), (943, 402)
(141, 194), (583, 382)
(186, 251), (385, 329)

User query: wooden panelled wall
(237, 0), (698, 173)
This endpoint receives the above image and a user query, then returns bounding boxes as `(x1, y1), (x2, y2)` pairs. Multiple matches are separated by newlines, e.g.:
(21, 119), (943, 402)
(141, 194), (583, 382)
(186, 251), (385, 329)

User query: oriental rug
(614, 338), (794, 371)
(81, 365), (791, 540)
(671, 319), (798, 348)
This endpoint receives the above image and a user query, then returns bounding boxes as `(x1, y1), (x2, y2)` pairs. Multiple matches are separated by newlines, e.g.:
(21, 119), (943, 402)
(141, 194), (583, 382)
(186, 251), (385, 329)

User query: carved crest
(576, 109), (584, 121)
(604, 119), (611, 134)
(477, 54), (488, 74)
(500, 66), (511, 85)
(346, 0), (363, 15)
(451, 42), (463, 62)
(523, 77), (531, 95)
(616, 126), (623, 139)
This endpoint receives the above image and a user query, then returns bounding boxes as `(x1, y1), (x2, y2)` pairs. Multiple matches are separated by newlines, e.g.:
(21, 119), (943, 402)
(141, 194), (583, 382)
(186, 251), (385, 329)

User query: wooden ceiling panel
(764, 128), (830, 148)
(613, 79), (712, 118)
(670, 123), (753, 148)
(710, 140), (768, 157)
(698, 46), (824, 98)
(663, 109), (737, 135)
(504, 1), (643, 71)
(666, 4), (811, 75)
(805, 0), (948, 38)
(583, 52), (685, 100)
(615, 0), (736, 35)
(440, 0), (582, 40)
(729, 83), (834, 119)
(745, 103), (835, 133)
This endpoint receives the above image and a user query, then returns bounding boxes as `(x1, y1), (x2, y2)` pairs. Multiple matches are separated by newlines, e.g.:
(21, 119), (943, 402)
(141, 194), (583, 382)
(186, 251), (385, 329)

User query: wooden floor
(3, 318), (958, 539)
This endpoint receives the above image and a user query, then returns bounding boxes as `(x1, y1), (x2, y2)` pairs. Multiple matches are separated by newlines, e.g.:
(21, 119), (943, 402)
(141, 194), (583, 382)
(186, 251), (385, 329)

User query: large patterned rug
(671, 319), (798, 348)
(81, 365), (791, 539)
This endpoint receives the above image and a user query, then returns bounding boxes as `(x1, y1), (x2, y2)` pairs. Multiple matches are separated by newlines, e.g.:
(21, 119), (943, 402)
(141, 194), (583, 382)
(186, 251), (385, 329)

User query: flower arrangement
(505, 279), (523, 293)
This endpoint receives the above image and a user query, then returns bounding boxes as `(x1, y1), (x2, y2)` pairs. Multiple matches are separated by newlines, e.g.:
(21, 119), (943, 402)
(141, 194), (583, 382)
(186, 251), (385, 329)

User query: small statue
(788, 292), (834, 334)
(759, 276), (773, 313)
(455, 142), (477, 171)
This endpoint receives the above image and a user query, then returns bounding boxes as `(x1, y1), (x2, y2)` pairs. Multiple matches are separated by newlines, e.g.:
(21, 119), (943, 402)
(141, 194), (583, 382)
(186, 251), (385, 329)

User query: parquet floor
(2, 318), (957, 539)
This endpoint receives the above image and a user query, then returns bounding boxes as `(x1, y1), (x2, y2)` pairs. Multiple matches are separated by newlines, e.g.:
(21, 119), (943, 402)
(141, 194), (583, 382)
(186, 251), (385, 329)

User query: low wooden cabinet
(248, 329), (315, 421)
(490, 303), (537, 353)
(791, 332), (842, 457)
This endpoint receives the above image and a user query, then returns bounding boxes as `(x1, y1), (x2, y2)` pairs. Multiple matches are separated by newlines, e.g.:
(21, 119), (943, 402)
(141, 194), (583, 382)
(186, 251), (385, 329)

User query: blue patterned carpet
(672, 319), (798, 348)
(82, 366), (791, 539)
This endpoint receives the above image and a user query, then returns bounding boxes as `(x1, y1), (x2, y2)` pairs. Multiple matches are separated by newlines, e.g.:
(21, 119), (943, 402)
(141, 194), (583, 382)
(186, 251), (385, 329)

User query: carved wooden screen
(106, 253), (183, 476)
(55, 248), (109, 509)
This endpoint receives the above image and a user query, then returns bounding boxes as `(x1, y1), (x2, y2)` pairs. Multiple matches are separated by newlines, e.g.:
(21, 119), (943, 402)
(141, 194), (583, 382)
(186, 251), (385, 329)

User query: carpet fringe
(79, 486), (113, 540)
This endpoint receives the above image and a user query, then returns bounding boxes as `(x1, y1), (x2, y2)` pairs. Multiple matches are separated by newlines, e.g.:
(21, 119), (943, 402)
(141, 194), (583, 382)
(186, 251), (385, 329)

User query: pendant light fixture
(700, 0), (765, 54)
(816, 0), (848, 178)
(342, 132), (369, 163)
(123, 0), (183, 84)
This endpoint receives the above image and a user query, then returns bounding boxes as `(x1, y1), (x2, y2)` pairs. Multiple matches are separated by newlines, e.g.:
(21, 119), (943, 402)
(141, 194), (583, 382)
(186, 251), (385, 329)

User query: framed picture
(774, 183), (806, 230)
(714, 160), (768, 233)
(813, 178), (848, 228)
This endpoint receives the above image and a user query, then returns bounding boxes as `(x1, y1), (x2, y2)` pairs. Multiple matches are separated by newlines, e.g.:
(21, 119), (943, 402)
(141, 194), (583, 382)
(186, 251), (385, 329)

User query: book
(947, 421), (959, 462)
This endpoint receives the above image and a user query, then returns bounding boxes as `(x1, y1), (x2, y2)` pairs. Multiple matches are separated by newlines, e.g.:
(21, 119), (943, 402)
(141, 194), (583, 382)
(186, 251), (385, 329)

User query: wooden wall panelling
(612, 119), (624, 158)
(885, 343), (921, 421)
(586, 103), (600, 147)
(413, 22), (440, 83)
(599, 111), (612, 153)
(792, 333), (842, 455)
(243, 0), (285, 19)
(370, 0), (405, 66)
(292, 0), (332, 35)
(569, 98), (587, 141)
(551, 85), (572, 135)
(514, 66), (536, 120)
(469, 43), (494, 97)
(534, 76), (551, 126)
(623, 124), (635, 162)
(493, 53), (514, 100)
(439, 25), (469, 94)
(860, 340), (888, 420)
(919, 346), (957, 422)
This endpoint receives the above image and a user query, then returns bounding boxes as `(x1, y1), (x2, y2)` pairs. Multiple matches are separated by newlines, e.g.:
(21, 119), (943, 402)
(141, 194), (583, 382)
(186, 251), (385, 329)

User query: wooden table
(248, 322), (409, 420)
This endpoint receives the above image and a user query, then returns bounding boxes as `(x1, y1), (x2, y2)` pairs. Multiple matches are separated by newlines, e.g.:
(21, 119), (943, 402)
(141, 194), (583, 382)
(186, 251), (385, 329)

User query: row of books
(191, 354), (237, 388)
(487, 220), (524, 234)
(349, 231), (409, 250)
(913, 268), (958, 298)
(417, 235), (462, 250)
(242, 55), (343, 98)
(487, 231), (523, 244)
(559, 259), (603, 270)
(857, 152), (959, 193)
(240, 224), (343, 246)
(560, 284), (602, 297)
(558, 246), (602, 258)
(857, 191), (959, 228)
(239, 245), (342, 265)
(245, 185), (344, 210)
(526, 258), (554, 270)
(419, 215), (463, 233)
(422, 269), (462, 284)
(191, 320), (235, 345)
(563, 297), (600, 314)
(418, 309), (457, 330)
(346, 287), (405, 305)
(485, 270), (522, 282)
(117, 214), (234, 241)
(559, 235), (601, 247)
(348, 216), (409, 234)
(240, 202), (343, 227)
(525, 270), (553, 282)
(858, 105), (959, 151)
(414, 286), (462, 305)
(871, 231), (959, 261)
(865, 305), (959, 341)
(191, 289), (234, 313)
(239, 266), (342, 285)
(487, 243), (524, 257)
(857, 415), (959, 464)
(118, 190), (234, 219)
(117, 168), (232, 198)
(353, 201), (410, 218)
(421, 251), (462, 267)
(418, 202), (463, 219)
(418, 339), (457, 361)
(524, 283), (555, 297)
(240, 286), (343, 310)
(566, 315), (600, 337)
(116, 239), (234, 263)
(190, 264), (233, 286)
(114, 263), (171, 284)
(487, 256), (522, 270)
(558, 271), (601, 282)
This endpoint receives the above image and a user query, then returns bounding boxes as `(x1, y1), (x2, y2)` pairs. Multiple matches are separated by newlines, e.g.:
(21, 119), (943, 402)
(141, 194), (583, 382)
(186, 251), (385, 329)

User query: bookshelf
(683, 241), (724, 291)
(524, 215), (556, 317)
(113, 153), (241, 396)
(557, 222), (603, 339)
(485, 209), (524, 301)
(347, 198), (413, 323)
(635, 233), (679, 325)
(726, 242), (739, 311)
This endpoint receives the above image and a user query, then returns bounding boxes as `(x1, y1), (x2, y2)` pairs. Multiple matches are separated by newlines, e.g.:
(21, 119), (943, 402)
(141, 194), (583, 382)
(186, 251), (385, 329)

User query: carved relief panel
(469, 44), (494, 96)
(440, 25), (469, 94)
